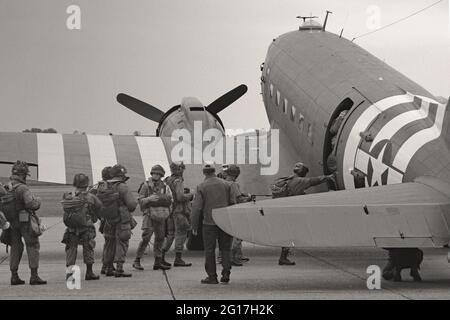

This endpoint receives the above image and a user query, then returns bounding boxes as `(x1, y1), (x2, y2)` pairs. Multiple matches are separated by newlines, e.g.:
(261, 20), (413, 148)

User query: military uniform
(62, 174), (103, 281)
(222, 165), (252, 266)
(163, 168), (194, 267)
(229, 181), (251, 265)
(135, 171), (172, 270)
(102, 165), (137, 277)
(192, 164), (237, 284)
(6, 161), (46, 285)
(88, 166), (113, 275)
(278, 162), (333, 265)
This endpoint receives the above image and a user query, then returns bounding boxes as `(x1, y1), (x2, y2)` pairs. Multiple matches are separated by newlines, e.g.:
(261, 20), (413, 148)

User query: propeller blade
(207, 84), (248, 114)
(116, 93), (165, 123)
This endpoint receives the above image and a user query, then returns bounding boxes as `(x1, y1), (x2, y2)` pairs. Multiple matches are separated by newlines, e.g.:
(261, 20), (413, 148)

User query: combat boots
(132, 258), (145, 271)
(393, 267), (402, 282)
(153, 257), (171, 271)
(30, 268), (47, 285)
(161, 250), (172, 267)
(105, 265), (116, 277)
(278, 248), (296, 266)
(174, 252), (192, 267)
(201, 276), (219, 284)
(220, 272), (230, 284)
(114, 263), (132, 278)
(410, 267), (422, 282)
(231, 255), (243, 267)
(10, 271), (25, 286)
(101, 264), (108, 275)
(85, 264), (100, 281)
(231, 249), (243, 267)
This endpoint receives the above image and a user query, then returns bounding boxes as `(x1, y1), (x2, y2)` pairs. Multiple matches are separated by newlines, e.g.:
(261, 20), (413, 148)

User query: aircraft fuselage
(262, 28), (449, 191)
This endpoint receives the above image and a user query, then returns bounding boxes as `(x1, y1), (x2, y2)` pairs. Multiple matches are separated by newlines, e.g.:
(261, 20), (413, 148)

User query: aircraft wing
(0, 132), (169, 190)
(212, 176), (450, 248)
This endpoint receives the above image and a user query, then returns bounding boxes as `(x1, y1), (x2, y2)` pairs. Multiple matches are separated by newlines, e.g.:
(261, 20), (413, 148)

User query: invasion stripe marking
(63, 134), (93, 184)
(369, 98), (431, 153)
(393, 101), (446, 172)
(86, 134), (117, 184)
(135, 136), (170, 180)
(112, 135), (146, 187)
(343, 94), (414, 189)
(36, 133), (66, 184)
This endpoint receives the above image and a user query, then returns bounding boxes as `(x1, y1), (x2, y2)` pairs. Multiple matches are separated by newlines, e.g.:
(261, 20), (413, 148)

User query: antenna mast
(322, 10), (333, 31)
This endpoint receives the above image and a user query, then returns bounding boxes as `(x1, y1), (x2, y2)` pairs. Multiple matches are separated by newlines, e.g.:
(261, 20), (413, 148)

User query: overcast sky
(0, 0), (449, 135)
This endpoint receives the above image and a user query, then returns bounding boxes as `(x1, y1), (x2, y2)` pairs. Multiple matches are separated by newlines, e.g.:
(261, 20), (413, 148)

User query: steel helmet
(110, 164), (128, 179)
(170, 161), (185, 174)
(150, 164), (165, 177)
(11, 160), (30, 176)
(293, 162), (309, 175)
(101, 166), (112, 181)
(224, 164), (240, 178)
(73, 173), (90, 188)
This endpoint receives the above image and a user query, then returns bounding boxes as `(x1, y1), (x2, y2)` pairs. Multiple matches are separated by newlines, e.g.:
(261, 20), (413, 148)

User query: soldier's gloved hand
(192, 229), (198, 236)
(2, 221), (10, 230)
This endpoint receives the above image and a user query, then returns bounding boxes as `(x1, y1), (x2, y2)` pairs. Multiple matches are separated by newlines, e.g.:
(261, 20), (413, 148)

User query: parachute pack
(0, 184), (20, 223)
(61, 191), (90, 228)
(96, 181), (121, 224)
(270, 176), (294, 198)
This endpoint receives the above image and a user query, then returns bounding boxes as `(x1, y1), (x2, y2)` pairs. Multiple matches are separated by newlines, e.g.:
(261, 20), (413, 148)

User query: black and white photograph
(0, 0), (449, 304)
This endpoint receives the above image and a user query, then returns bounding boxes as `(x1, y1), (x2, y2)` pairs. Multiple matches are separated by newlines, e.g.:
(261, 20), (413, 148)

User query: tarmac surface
(1, 216), (450, 300)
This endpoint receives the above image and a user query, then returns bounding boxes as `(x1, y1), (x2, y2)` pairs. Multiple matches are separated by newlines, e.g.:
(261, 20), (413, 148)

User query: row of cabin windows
(267, 80), (313, 143)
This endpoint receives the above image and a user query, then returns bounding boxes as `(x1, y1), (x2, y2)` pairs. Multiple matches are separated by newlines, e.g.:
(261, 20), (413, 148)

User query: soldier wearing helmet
(161, 161), (194, 267)
(222, 164), (252, 267)
(88, 166), (116, 275)
(102, 164), (137, 277)
(277, 162), (334, 266)
(7, 161), (46, 285)
(133, 164), (173, 271)
(62, 173), (103, 281)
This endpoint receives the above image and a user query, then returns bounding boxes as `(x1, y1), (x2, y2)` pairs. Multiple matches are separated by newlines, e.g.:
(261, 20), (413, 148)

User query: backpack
(61, 191), (90, 228)
(0, 185), (20, 223)
(96, 181), (121, 224)
(270, 176), (294, 198)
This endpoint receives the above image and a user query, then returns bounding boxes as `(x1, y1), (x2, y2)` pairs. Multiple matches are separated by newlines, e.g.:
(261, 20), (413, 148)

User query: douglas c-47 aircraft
(0, 16), (450, 259)
(212, 17), (450, 254)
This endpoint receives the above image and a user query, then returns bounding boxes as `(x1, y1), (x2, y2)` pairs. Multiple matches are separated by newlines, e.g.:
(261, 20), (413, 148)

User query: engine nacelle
(157, 97), (225, 164)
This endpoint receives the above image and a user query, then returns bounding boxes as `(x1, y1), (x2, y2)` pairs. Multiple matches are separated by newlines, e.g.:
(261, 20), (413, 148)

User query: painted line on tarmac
(163, 270), (176, 300)
(299, 249), (414, 300)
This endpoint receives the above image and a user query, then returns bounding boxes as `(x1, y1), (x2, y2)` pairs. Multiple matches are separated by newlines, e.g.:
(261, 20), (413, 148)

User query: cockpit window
(290, 106), (296, 121)
(298, 114), (305, 131)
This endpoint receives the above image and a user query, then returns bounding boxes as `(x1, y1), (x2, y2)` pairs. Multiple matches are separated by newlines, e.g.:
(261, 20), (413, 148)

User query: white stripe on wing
(135, 136), (170, 180)
(86, 134), (117, 184)
(37, 133), (66, 184)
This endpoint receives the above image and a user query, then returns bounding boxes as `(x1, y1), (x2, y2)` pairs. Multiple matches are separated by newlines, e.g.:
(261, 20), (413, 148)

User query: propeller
(116, 93), (165, 123)
(206, 84), (248, 115)
(116, 84), (248, 123)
